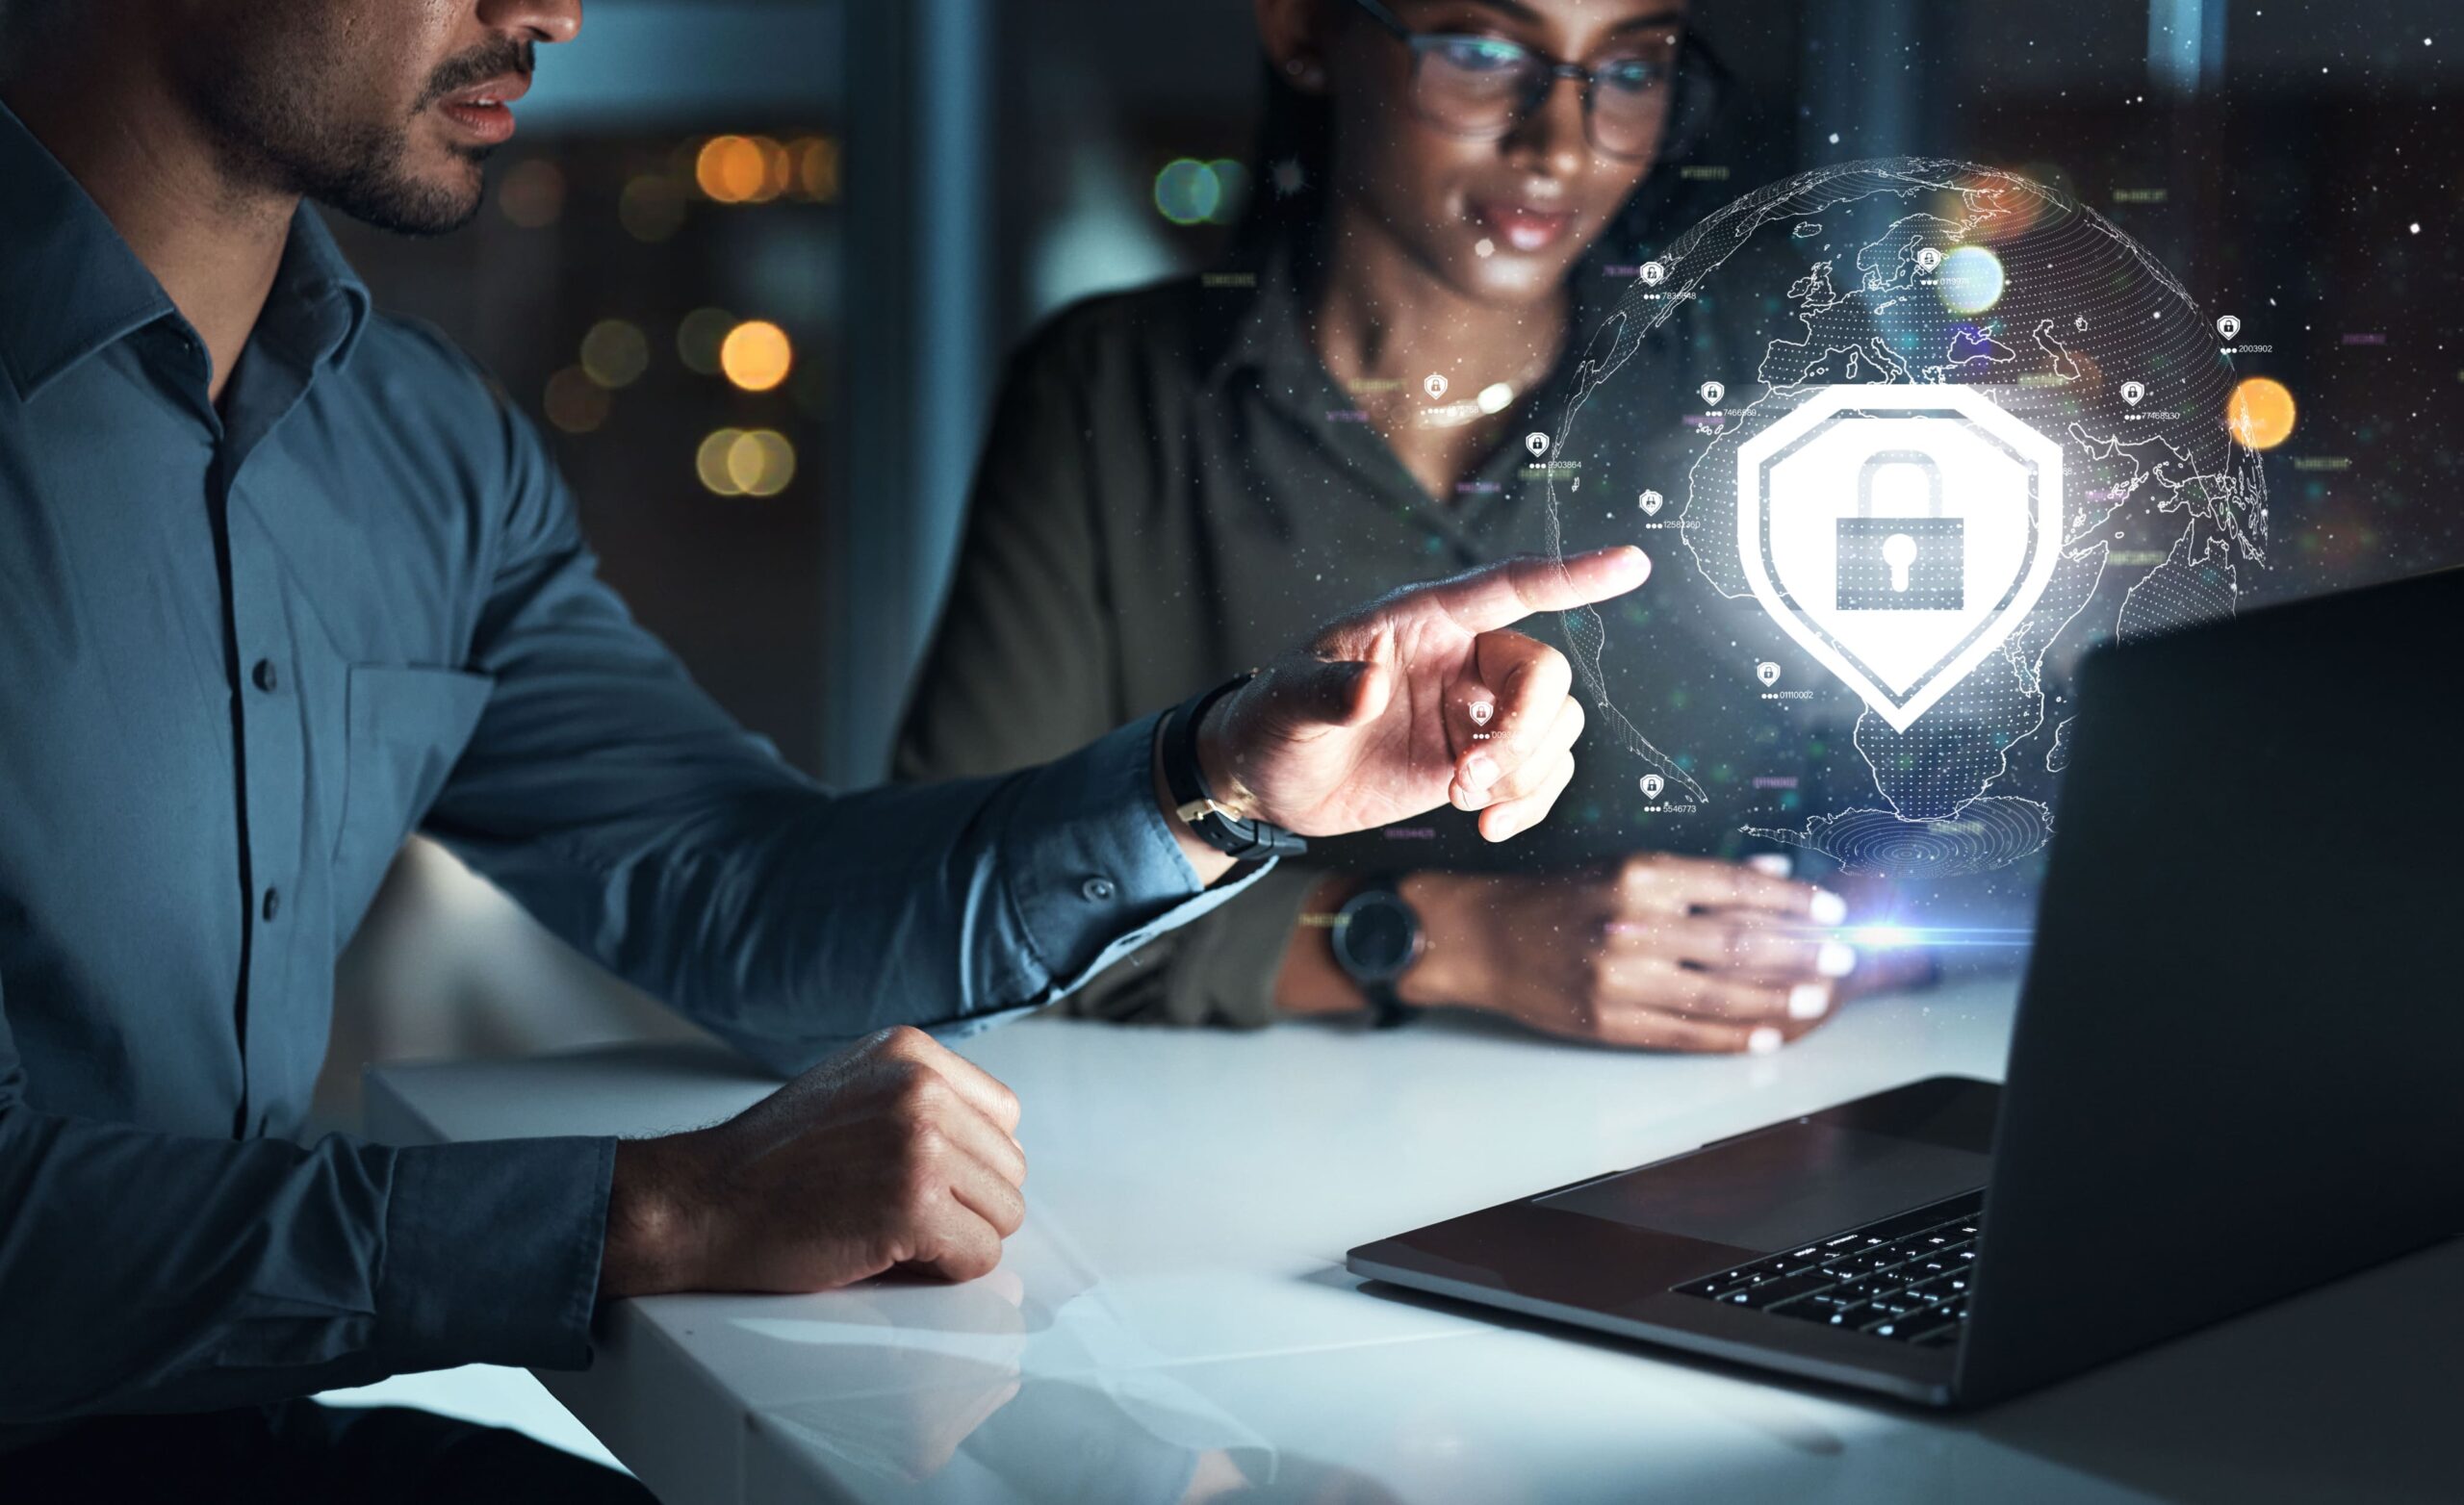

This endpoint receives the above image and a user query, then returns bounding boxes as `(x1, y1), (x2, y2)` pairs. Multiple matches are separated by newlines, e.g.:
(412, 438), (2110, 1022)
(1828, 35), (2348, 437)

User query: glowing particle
(719, 319), (793, 392)
(1934, 245), (2005, 315)
(1475, 237), (1495, 258)
(2226, 376), (2297, 449)
(1476, 382), (1514, 415)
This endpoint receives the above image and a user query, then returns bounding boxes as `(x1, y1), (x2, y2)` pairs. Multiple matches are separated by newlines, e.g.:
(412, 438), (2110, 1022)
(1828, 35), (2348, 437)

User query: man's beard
(181, 34), (532, 237)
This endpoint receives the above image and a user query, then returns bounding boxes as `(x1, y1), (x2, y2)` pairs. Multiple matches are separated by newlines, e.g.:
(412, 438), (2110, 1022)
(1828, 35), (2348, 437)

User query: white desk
(366, 981), (2463, 1504)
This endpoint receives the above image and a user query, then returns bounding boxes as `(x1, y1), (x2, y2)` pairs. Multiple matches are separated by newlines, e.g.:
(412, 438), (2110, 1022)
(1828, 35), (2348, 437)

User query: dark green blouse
(896, 248), (1849, 1028)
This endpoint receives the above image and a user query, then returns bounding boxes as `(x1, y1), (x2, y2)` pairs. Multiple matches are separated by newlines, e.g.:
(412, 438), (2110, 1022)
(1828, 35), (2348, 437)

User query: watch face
(1338, 892), (1419, 982)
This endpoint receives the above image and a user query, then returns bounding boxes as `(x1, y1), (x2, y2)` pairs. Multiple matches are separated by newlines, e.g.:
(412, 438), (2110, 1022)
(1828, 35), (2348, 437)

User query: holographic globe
(1544, 158), (2269, 879)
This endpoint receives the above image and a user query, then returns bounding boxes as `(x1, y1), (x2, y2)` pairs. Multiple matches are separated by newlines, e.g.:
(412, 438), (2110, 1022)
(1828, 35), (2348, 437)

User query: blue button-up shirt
(0, 101), (1259, 1430)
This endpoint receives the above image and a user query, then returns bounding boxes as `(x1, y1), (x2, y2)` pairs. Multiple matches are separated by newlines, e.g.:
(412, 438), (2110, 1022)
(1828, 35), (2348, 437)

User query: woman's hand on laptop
(1392, 855), (1859, 1053)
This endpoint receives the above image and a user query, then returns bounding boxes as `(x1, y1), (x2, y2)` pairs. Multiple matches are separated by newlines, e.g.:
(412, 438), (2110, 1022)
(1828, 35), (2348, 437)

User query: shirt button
(1080, 877), (1116, 903)
(251, 658), (280, 693)
(261, 887), (281, 923)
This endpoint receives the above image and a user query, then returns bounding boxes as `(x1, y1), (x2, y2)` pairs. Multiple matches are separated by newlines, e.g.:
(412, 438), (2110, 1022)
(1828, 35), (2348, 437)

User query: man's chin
(321, 161), (488, 237)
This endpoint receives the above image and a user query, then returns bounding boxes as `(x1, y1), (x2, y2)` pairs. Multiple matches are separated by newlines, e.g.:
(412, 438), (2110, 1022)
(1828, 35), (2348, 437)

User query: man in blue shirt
(0, 0), (1650, 1493)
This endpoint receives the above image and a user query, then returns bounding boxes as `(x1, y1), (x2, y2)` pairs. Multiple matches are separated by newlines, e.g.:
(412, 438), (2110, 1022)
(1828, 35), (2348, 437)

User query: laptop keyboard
(1672, 1189), (1983, 1347)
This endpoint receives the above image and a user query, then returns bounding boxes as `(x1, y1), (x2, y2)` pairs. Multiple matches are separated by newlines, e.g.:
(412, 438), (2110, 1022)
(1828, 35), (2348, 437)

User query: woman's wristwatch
(1330, 874), (1424, 1029)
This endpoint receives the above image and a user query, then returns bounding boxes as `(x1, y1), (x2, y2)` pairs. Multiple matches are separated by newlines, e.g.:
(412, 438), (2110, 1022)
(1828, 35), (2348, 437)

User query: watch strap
(1159, 675), (1309, 861)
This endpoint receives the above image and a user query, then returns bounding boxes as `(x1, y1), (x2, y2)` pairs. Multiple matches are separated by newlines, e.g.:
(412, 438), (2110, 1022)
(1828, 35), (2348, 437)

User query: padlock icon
(1835, 450), (1964, 611)
(1640, 773), (1665, 801)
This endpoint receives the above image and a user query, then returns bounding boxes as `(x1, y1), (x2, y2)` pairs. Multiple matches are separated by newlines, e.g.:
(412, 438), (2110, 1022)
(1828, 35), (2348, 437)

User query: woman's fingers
(1598, 951), (1835, 1025)
(1584, 1004), (1827, 1054)
(1615, 852), (1848, 924)
(1617, 910), (1858, 983)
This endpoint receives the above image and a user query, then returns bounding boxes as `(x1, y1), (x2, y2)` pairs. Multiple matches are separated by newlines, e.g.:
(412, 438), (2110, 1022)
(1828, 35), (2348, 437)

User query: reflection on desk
(368, 984), (2464, 1505)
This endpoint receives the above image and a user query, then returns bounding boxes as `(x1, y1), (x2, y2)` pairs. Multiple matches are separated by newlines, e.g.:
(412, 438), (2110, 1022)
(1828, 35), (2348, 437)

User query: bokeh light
(794, 136), (840, 202)
(1204, 159), (1248, 223)
(579, 319), (651, 389)
(677, 307), (735, 375)
(543, 366), (610, 435)
(619, 174), (686, 242)
(1152, 159), (1219, 225)
(697, 429), (746, 494)
(1150, 158), (1251, 225)
(719, 319), (793, 392)
(727, 429), (798, 497)
(696, 136), (773, 203)
(2226, 376), (2297, 450)
(1935, 245), (2006, 315)
(695, 428), (797, 497)
(497, 159), (565, 229)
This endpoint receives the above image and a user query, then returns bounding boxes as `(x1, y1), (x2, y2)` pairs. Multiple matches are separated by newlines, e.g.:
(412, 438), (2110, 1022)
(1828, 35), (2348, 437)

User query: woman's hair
(1228, 29), (1731, 278)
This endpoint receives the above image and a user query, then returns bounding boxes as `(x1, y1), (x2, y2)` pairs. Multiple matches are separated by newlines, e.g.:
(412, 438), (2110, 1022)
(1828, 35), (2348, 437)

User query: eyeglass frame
(1342, 0), (1727, 163)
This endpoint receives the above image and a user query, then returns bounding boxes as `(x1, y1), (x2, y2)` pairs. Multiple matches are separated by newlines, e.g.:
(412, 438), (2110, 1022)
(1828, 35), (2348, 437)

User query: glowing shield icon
(1734, 385), (2063, 732)
(1638, 489), (1664, 516)
(1640, 774), (1666, 801)
(1700, 380), (1726, 409)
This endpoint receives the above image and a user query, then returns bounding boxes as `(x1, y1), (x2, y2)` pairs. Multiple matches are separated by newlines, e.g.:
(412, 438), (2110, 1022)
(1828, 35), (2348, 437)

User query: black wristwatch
(1332, 874), (1424, 1029)
(1158, 674), (1309, 862)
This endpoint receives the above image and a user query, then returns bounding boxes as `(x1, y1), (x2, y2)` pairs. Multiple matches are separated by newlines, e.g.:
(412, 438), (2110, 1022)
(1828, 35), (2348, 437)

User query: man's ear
(1255, 0), (1334, 94)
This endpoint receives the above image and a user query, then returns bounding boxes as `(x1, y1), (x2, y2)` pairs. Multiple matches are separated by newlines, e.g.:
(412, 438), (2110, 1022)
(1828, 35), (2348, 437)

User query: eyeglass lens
(1412, 34), (1681, 157)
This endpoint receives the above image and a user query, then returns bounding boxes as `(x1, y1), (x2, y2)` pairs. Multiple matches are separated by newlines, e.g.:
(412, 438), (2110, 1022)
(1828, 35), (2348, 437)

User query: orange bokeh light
(719, 319), (793, 392)
(2226, 376), (2297, 450)
(696, 136), (771, 203)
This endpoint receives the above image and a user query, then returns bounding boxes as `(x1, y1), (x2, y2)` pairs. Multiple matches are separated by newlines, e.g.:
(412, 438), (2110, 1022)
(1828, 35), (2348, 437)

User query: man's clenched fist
(600, 1027), (1027, 1298)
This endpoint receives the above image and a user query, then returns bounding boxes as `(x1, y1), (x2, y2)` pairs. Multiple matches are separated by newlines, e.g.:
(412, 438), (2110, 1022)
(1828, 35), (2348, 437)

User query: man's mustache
(416, 38), (535, 110)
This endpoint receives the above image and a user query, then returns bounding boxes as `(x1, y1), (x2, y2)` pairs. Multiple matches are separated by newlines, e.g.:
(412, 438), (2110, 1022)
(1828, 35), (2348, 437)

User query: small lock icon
(1835, 450), (1964, 611)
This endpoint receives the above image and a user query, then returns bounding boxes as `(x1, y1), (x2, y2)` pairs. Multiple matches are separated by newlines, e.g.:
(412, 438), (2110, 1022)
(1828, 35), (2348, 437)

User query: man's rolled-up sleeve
(422, 382), (1268, 1075)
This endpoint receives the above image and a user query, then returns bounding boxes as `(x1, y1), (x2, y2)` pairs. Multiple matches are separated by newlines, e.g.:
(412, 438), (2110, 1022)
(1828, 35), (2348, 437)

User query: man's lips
(435, 74), (531, 144)
(1471, 200), (1577, 254)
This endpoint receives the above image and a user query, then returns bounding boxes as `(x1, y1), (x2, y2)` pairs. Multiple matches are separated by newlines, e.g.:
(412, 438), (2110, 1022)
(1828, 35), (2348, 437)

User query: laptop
(1347, 567), (2464, 1408)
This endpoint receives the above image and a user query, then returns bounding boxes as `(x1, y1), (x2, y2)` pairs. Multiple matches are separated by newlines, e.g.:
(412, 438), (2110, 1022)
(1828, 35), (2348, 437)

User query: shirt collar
(0, 98), (372, 402)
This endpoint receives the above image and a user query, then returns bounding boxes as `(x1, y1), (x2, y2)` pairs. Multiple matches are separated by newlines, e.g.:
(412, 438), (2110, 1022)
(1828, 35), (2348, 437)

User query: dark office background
(327, 0), (2459, 791)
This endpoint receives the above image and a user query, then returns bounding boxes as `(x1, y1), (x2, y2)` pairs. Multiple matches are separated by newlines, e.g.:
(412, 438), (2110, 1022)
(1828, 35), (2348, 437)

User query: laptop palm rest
(1537, 1124), (1990, 1252)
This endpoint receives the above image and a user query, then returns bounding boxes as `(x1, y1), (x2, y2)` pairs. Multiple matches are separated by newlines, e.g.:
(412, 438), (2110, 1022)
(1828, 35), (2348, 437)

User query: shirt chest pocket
(332, 664), (495, 928)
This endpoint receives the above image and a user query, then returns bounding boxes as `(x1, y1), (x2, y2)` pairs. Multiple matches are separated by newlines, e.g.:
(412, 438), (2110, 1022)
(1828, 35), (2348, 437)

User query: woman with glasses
(898, 0), (1924, 1050)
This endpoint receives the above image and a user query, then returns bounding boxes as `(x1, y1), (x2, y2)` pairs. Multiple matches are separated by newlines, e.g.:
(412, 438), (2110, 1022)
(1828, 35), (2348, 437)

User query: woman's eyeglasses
(1347, 0), (1708, 162)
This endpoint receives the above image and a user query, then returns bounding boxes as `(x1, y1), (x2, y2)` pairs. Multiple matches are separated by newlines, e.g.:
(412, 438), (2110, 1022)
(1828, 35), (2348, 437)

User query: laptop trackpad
(1537, 1123), (1989, 1252)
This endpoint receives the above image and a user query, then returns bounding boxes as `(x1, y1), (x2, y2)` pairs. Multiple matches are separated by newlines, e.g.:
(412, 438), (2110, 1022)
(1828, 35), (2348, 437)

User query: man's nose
(477, 0), (582, 45)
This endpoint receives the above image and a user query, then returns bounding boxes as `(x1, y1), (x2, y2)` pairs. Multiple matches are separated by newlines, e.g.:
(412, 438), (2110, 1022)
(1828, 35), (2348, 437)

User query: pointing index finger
(1418, 548), (1651, 635)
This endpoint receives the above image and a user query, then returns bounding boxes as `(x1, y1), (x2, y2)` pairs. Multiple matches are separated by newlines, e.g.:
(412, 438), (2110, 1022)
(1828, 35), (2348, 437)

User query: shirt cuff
(987, 712), (1273, 1022)
(377, 1134), (615, 1373)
